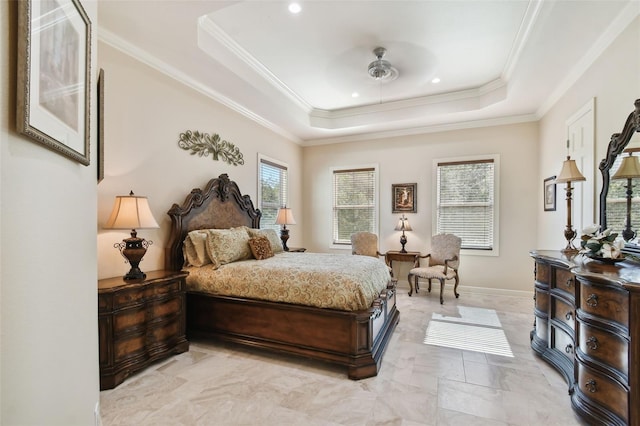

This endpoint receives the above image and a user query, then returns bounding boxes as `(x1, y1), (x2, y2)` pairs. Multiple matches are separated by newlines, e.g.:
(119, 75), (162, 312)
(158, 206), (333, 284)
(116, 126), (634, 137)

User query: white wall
(302, 122), (539, 294)
(97, 42), (303, 279)
(537, 16), (640, 249)
(1, 1), (100, 424)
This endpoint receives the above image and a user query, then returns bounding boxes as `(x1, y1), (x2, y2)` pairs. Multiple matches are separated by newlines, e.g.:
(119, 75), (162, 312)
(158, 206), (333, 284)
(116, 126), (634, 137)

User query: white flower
(582, 224), (600, 235)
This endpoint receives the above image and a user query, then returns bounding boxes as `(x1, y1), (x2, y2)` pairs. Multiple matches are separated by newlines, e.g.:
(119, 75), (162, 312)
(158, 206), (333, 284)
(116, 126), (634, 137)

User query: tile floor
(100, 285), (588, 425)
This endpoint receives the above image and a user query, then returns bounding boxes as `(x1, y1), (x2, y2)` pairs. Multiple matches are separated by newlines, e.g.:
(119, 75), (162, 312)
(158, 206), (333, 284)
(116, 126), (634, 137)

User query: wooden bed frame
(165, 174), (400, 379)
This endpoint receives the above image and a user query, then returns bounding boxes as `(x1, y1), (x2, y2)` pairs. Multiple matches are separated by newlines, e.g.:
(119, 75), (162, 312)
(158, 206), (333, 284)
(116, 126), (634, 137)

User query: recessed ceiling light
(352, 92), (359, 98)
(288, 3), (301, 14)
(431, 77), (441, 84)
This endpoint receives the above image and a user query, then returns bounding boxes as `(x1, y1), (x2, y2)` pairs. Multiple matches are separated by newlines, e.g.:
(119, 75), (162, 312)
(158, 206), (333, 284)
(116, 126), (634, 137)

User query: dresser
(530, 251), (640, 425)
(98, 270), (189, 390)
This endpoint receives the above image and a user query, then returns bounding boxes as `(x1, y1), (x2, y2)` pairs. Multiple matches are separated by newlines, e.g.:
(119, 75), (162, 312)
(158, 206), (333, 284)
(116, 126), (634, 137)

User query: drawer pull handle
(566, 278), (573, 288)
(585, 379), (597, 393)
(565, 311), (573, 321)
(586, 336), (599, 350)
(565, 344), (573, 354)
(586, 294), (598, 307)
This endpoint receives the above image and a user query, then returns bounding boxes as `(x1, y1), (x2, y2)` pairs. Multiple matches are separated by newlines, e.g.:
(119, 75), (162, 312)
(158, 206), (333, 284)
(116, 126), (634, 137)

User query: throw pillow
(248, 236), (274, 260)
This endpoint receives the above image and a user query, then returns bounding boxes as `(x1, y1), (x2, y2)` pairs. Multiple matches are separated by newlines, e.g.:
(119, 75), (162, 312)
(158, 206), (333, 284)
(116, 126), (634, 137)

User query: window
(332, 166), (378, 245)
(258, 155), (288, 231)
(435, 156), (499, 252)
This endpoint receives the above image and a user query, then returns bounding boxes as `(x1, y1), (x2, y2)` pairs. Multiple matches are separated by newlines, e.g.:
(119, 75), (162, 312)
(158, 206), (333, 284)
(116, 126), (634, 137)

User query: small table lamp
(394, 214), (412, 253)
(612, 149), (640, 241)
(104, 191), (160, 280)
(275, 206), (297, 251)
(555, 151), (586, 253)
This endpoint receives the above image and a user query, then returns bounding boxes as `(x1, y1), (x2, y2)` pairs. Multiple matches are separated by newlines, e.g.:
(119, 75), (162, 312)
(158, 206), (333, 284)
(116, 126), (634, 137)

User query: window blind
(437, 159), (494, 250)
(332, 168), (376, 244)
(260, 158), (288, 230)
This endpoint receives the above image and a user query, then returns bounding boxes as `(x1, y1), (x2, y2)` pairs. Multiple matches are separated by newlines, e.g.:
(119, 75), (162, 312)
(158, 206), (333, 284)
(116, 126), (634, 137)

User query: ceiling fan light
(367, 47), (397, 81)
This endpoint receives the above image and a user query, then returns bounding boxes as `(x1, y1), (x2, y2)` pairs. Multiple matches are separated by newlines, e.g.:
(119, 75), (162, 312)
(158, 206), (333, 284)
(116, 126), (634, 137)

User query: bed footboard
(186, 280), (399, 379)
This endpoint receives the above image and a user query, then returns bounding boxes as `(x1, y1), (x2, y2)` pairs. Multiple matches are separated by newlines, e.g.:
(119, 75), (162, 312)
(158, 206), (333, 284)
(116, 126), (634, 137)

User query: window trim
(257, 153), (289, 231)
(432, 154), (500, 257)
(330, 164), (379, 249)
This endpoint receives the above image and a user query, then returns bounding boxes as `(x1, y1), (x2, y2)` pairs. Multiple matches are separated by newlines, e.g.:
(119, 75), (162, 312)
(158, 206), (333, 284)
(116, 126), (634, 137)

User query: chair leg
(407, 273), (414, 296)
(439, 279), (444, 304)
(454, 274), (460, 298)
(415, 276), (420, 292)
(427, 279), (432, 293)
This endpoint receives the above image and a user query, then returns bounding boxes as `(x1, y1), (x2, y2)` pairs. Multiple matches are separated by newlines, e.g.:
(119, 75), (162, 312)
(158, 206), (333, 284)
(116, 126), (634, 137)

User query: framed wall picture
(16, 0), (92, 165)
(392, 183), (417, 213)
(544, 176), (556, 211)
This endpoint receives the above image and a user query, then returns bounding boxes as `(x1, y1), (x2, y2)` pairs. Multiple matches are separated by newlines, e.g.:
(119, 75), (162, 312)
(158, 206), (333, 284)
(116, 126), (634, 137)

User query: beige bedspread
(185, 252), (391, 311)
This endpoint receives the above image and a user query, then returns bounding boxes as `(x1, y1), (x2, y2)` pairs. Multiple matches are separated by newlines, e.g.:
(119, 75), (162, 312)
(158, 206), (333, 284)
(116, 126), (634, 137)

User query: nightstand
(385, 251), (421, 294)
(98, 270), (189, 390)
(287, 247), (306, 252)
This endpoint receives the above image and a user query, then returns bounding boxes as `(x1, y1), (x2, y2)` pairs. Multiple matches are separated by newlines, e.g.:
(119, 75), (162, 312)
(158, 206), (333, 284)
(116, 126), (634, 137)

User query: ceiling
(98, 0), (638, 145)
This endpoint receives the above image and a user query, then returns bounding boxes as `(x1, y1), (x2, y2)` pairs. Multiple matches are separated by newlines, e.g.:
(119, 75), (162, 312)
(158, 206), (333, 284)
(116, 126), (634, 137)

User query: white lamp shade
(275, 207), (297, 225)
(394, 215), (412, 231)
(555, 157), (586, 183)
(105, 193), (160, 230)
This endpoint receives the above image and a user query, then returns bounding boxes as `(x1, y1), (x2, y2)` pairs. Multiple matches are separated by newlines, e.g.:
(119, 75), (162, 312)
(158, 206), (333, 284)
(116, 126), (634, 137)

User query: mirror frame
(598, 98), (640, 237)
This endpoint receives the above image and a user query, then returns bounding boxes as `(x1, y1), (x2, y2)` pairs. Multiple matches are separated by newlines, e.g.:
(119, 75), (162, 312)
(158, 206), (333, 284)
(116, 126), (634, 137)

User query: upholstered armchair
(408, 233), (461, 304)
(350, 232), (394, 277)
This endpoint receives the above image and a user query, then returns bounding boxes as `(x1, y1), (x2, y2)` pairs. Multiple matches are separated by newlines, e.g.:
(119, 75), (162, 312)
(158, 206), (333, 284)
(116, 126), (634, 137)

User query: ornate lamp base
(115, 230), (153, 280)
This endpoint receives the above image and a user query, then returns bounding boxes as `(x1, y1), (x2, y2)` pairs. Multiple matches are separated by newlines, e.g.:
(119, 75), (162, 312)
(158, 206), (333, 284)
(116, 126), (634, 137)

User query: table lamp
(275, 206), (297, 251)
(394, 214), (412, 253)
(104, 191), (160, 280)
(555, 149), (586, 253)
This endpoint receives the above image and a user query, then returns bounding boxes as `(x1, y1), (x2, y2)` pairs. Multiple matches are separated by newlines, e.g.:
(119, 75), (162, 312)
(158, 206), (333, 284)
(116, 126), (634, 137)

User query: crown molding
(301, 113), (539, 147)
(98, 28), (302, 144)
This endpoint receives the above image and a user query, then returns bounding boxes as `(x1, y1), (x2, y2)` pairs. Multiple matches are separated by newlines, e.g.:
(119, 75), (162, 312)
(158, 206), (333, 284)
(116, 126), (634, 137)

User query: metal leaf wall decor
(178, 130), (245, 166)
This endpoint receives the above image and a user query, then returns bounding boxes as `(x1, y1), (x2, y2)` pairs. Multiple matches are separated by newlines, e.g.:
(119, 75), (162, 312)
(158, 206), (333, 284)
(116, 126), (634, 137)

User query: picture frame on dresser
(16, 0), (92, 166)
(392, 183), (417, 213)
(544, 176), (556, 211)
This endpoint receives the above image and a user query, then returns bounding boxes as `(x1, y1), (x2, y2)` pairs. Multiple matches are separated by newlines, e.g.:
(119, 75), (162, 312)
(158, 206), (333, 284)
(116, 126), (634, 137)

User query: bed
(165, 173), (399, 379)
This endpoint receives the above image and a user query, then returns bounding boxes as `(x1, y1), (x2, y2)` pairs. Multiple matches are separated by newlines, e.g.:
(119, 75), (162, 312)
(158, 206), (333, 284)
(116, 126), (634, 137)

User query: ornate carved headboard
(165, 174), (262, 271)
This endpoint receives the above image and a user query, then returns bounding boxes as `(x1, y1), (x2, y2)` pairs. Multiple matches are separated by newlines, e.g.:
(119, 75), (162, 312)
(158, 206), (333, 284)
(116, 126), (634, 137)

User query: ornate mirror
(598, 99), (640, 251)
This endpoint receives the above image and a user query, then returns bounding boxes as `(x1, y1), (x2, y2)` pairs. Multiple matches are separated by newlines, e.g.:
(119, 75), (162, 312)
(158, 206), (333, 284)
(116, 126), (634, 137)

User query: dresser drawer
(577, 363), (628, 423)
(554, 268), (576, 298)
(552, 297), (575, 331)
(535, 262), (550, 285)
(535, 288), (549, 314)
(552, 325), (575, 361)
(578, 322), (628, 376)
(579, 283), (629, 327)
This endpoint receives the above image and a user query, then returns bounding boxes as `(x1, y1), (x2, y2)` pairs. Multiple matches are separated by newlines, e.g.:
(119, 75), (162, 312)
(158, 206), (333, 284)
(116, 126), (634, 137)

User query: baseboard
(397, 280), (533, 299)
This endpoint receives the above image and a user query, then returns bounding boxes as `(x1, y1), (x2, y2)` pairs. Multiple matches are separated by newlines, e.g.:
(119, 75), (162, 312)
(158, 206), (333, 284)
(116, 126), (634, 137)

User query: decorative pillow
(205, 227), (252, 268)
(248, 236), (274, 260)
(183, 230), (210, 267)
(247, 228), (284, 253)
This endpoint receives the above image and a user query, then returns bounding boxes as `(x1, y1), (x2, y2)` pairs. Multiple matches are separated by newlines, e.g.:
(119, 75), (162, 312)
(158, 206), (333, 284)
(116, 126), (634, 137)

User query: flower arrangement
(579, 225), (625, 259)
